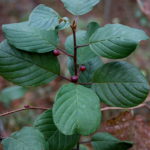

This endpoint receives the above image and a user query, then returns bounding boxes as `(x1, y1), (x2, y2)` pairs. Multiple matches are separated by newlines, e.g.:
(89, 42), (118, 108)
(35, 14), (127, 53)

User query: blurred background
(0, 0), (150, 149)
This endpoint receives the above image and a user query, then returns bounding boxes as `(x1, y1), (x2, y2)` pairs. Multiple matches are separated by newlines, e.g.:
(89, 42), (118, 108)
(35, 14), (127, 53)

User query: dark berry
(80, 65), (86, 71)
(53, 49), (60, 56)
(71, 75), (79, 83)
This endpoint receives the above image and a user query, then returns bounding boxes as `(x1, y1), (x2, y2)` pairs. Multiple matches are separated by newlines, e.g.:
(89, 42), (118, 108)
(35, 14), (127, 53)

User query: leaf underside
(61, 0), (101, 15)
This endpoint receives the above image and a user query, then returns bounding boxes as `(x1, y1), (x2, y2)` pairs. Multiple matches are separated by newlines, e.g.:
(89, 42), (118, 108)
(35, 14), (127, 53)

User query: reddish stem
(71, 21), (78, 76)
(0, 106), (49, 117)
(58, 49), (73, 57)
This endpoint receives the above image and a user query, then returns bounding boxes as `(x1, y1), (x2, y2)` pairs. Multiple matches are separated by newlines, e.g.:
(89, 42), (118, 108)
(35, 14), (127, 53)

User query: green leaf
(80, 145), (89, 150)
(65, 30), (96, 64)
(92, 132), (133, 150)
(92, 61), (149, 107)
(87, 22), (100, 38)
(29, 4), (60, 30)
(0, 41), (60, 87)
(89, 24), (149, 59)
(53, 83), (101, 136)
(34, 109), (79, 150)
(61, 0), (101, 15)
(0, 86), (27, 105)
(56, 17), (70, 30)
(2, 127), (47, 150)
(68, 57), (103, 87)
(2, 22), (59, 53)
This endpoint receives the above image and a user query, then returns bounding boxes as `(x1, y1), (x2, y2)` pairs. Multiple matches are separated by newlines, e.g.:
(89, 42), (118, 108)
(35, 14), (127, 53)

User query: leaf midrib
(1, 49), (58, 75)
(9, 136), (35, 150)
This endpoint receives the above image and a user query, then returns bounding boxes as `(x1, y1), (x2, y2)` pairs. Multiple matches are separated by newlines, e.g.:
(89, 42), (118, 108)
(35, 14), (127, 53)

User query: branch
(0, 106), (49, 117)
(58, 48), (73, 57)
(137, 0), (150, 20)
(1, 102), (149, 118)
(76, 44), (89, 49)
(71, 21), (78, 76)
(59, 75), (72, 82)
(80, 140), (91, 144)
(76, 142), (80, 150)
(101, 103), (150, 112)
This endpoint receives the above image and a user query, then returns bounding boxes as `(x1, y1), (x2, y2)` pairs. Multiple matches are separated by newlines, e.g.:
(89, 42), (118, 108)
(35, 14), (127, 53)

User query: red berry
(80, 66), (86, 71)
(53, 49), (60, 56)
(71, 75), (79, 83)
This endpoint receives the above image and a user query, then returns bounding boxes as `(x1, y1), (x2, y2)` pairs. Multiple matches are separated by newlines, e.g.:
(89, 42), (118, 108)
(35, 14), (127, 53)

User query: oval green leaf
(92, 61), (149, 107)
(89, 24), (149, 59)
(92, 132), (133, 150)
(2, 127), (47, 150)
(29, 4), (60, 30)
(65, 30), (96, 64)
(34, 109), (79, 150)
(87, 22), (100, 38)
(0, 41), (60, 87)
(0, 86), (27, 105)
(2, 22), (59, 53)
(53, 83), (101, 136)
(61, 0), (101, 15)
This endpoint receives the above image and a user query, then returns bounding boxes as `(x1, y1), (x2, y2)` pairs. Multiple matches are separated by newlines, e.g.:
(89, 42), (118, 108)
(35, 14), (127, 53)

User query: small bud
(71, 75), (79, 83)
(80, 66), (86, 72)
(53, 49), (60, 56)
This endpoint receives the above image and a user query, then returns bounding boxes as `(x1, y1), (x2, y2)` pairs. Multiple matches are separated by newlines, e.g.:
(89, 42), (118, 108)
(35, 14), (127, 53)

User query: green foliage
(68, 57), (103, 87)
(60, 0), (101, 15)
(29, 4), (60, 30)
(57, 17), (70, 30)
(91, 132), (133, 150)
(92, 61), (149, 107)
(29, 4), (70, 31)
(2, 22), (59, 53)
(87, 22), (100, 37)
(89, 24), (149, 59)
(0, 41), (60, 87)
(65, 30), (96, 64)
(53, 83), (101, 136)
(0, 1), (150, 150)
(2, 127), (47, 150)
(0, 86), (27, 106)
(80, 145), (89, 150)
(34, 109), (79, 150)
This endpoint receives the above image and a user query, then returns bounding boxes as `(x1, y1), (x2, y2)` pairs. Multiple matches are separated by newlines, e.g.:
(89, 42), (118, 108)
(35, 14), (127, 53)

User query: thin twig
(58, 49), (73, 57)
(71, 21), (78, 76)
(0, 106), (49, 117)
(101, 103), (149, 112)
(77, 142), (80, 150)
(1, 103), (149, 118)
(80, 140), (91, 144)
(59, 75), (72, 82)
(76, 44), (89, 49)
